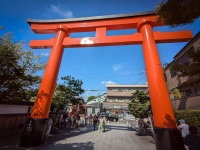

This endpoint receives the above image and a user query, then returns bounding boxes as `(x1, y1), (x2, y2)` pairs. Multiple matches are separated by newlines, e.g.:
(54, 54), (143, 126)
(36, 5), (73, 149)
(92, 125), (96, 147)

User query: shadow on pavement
(0, 123), (144, 150)
(37, 141), (94, 150)
(0, 126), (89, 150)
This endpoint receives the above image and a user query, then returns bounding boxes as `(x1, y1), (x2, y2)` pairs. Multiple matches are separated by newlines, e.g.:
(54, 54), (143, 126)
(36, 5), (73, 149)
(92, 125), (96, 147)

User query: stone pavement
(0, 122), (155, 150)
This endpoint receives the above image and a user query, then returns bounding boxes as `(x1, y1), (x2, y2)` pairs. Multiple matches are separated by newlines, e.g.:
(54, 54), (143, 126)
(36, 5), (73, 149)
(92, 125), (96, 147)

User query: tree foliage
(155, 0), (200, 27)
(128, 90), (151, 118)
(52, 76), (84, 110)
(170, 47), (200, 77)
(87, 96), (96, 102)
(170, 88), (183, 99)
(0, 31), (45, 101)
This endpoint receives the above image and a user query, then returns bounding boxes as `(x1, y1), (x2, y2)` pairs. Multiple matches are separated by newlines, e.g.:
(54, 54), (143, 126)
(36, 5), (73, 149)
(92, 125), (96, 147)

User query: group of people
(89, 114), (107, 132)
(136, 118), (152, 135)
(45, 113), (108, 139)
(65, 114), (81, 128)
(45, 113), (81, 139)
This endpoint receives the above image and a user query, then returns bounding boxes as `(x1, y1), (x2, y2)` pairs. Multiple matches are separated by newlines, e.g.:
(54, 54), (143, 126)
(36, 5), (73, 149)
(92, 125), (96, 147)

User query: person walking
(103, 115), (107, 132)
(93, 115), (98, 130)
(89, 114), (93, 125)
(58, 113), (63, 127)
(76, 114), (80, 128)
(97, 112), (100, 120)
(62, 113), (68, 126)
(82, 115), (86, 126)
(85, 114), (88, 126)
(67, 115), (72, 128)
(71, 115), (75, 128)
(98, 116), (104, 133)
(46, 117), (53, 139)
(177, 119), (190, 141)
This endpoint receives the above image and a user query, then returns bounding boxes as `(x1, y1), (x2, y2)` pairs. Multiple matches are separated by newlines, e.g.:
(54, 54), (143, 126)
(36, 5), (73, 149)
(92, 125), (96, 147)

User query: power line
(84, 90), (106, 91)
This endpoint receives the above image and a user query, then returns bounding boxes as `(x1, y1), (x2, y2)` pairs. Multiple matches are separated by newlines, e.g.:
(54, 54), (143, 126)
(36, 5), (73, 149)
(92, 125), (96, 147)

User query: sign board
(114, 105), (122, 109)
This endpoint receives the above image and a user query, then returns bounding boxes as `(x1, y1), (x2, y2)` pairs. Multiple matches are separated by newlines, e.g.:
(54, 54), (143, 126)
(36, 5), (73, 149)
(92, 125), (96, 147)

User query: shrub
(174, 110), (200, 135)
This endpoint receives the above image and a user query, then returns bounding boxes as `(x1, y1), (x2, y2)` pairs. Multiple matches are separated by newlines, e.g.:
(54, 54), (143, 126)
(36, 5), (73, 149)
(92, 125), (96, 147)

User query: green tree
(0, 31), (45, 101)
(87, 96), (96, 102)
(60, 76), (84, 104)
(170, 88), (183, 99)
(51, 85), (67, 111)
(155, 0), (200, 27)
(128, 90), (151, 118)
(52, 76), (84, 110)
(170, 47), (200, 77)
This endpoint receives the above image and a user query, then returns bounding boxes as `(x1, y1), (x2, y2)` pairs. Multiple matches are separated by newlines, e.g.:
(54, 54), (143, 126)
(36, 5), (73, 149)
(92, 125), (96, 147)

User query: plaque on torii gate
(20, 11), (192, 150)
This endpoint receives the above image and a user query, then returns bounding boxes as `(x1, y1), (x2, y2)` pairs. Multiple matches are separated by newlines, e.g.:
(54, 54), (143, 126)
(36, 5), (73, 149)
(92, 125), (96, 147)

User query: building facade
(86, 93), (106, 115)
(104, 84), (148, 113)
(164, 32), (200, 110)
(164, 32), (200, 95)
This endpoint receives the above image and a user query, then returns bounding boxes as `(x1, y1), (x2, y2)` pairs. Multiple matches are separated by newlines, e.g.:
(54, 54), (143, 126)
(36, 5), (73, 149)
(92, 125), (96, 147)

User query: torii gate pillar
(20, 11), (192, 149)
(138, 21), (184, 150)
(20, 26), (68, 147)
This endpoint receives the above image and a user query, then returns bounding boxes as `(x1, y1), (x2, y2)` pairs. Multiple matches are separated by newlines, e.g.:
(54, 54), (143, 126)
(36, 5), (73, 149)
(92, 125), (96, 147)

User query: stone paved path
(0, 122), (155, 150)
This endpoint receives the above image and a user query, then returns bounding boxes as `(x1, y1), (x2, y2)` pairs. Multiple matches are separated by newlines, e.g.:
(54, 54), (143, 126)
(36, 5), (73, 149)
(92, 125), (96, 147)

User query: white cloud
(113, 64), (121, 72)
(101, 81), (117, 85)
(65, 11), (73, 18)
(50, 4), (74, 18)
(112, 64), (131, 75)
(51, 4), (59, 12)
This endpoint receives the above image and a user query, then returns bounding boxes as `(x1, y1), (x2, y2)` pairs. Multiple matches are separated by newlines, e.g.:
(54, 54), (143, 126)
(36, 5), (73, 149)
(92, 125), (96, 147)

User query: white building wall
(0, 104), (33, 114)
(87, 108), (93, 115)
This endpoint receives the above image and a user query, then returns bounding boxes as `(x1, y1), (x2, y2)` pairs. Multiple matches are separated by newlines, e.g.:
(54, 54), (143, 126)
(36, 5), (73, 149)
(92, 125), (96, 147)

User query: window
(164, 73), (167, 81)
(111, 89), (118, 91)
(119, 100), (125, 102)
(170, 69), (177, 78)
(177, 58), (182, 64)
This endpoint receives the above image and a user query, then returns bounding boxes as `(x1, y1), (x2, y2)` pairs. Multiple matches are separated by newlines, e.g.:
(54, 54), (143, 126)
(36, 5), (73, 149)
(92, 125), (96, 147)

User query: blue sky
(1, 0), (200, 100)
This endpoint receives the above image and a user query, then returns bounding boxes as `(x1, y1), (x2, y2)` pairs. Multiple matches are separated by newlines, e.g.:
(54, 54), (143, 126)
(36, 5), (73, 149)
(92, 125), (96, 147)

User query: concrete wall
(0, 113), (28, 137)
(87, 108), (93, 115)
(165, 68), (190, 90)
(171, 95), (200, 110)
(107, 90), (134, 97)
(0, 104), (33, 114)
(0, 102), (34, 137)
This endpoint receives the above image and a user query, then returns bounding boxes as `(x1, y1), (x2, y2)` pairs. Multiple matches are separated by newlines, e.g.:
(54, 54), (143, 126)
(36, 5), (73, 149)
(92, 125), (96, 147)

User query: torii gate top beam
(27, 11), (192, 49)
(27, 11), (160, 33)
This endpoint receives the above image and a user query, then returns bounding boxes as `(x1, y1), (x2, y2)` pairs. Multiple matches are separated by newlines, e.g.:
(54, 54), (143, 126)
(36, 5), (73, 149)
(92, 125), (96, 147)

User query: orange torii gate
(20, 11), (192, 149)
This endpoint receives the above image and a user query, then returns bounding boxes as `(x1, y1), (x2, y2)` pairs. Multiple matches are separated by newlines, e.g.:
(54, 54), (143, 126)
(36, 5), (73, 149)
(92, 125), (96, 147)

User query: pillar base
(19, 118), (49, 147)
(154, 127), (185, 150)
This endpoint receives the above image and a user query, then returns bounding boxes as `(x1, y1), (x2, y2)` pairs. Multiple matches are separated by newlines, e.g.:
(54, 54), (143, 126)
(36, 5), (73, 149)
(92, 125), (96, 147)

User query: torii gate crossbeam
(20, 11), (192, 150)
